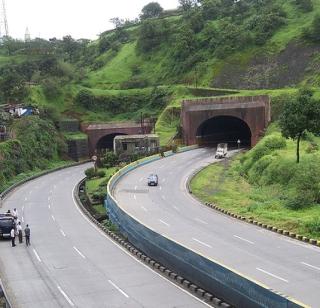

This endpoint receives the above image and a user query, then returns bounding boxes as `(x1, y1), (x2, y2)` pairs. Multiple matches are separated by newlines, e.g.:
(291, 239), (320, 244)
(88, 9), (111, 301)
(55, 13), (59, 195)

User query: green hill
(0, 0), (320, 145)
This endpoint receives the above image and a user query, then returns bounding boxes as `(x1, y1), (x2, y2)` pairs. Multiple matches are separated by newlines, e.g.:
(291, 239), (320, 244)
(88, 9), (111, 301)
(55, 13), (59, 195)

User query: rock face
(211, 42), (320, 89)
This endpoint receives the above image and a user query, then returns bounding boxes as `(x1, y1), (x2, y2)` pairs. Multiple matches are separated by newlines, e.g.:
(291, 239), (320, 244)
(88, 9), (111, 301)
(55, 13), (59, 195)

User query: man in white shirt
(13, 208), (18, 219)
(17, 222), (23, 243)
(10, 228), (16, 247)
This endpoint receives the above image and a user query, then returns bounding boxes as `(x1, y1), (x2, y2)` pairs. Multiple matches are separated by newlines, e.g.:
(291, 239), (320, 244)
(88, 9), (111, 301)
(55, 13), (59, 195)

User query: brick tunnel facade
(181, 96), (271, 147)
(84, 122), (153, 156)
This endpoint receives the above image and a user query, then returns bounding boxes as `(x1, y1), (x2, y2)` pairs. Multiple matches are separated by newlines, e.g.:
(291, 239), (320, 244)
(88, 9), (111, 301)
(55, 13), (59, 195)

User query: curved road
(114, 148), (320, 307)
(0, 164), (209, 307)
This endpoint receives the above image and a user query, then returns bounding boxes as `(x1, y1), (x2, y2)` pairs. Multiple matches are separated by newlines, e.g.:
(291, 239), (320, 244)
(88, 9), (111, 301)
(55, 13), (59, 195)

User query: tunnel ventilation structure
(181, 96), (270, 147)
(196, 116), (252, 147)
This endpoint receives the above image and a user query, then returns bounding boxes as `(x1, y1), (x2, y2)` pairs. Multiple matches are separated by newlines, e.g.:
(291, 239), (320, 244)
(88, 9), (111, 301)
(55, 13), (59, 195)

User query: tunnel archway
(96, 133), (127, 152)
(196, 116), (252, 147)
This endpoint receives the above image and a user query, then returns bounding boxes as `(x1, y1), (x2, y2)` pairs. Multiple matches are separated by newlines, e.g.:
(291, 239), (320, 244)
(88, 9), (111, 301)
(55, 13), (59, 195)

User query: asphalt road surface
(0, 164), (209, 308)
(114, 148), (320, 307)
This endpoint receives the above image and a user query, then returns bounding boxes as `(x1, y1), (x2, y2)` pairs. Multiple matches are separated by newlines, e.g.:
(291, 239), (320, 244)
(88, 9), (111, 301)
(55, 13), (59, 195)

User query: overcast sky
(5, 0), (179, 40)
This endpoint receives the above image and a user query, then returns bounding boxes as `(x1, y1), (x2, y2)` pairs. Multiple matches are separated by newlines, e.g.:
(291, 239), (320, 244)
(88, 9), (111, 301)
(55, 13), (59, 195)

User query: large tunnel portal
(196, 116), (252, 147)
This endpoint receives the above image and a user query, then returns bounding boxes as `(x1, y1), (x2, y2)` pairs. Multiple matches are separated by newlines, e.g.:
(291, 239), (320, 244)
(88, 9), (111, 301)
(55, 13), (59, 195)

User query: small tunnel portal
(96, 133), (127, 152)
(196, 116), (251, 147)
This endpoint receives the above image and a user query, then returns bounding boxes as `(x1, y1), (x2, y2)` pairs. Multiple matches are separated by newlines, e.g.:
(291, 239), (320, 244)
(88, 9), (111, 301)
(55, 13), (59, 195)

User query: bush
(285, 191), (314, 210)
(101, 152), (118, 168)
(85, 167), (96, 179)
(97, 170), (106, 178)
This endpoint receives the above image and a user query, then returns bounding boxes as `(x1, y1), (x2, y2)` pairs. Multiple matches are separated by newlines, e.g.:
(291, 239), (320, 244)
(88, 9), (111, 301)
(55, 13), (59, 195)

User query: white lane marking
(162, 195), (166, 200)
(195, 218), (208, 225)
(24, 197), (27, 201)
(108, 280), (129, 298)
(159, 219), (170, 227)
(233, 235), (254, 245)
(71, 186), (212, 308)
(48, 204), (51, 209)
(21, 216), (24, 223)
(284, 238), (320, 253)
(54, 185), (57, 189)
(173, 206), (180, 212)
(29, 190), (33, 194)
(139, 177), (143, 182)
(159, 186), (162, 190)
(73, 246), (86, 259)
(192, 238), (212, 248)
(141, 206), (148, 212)
(133, 194), (137, 200)
(256, 268), (288, 283)
(51, 215), (55, 222)
(134, 185), (137, 190)
(60, 229), (66, 237)
(57, 285), (74, 306)
(301, 262), (320, 271)
(162, 178), (166, 183)
(48, 196), (51, 201)
(33, 249), (42, 262)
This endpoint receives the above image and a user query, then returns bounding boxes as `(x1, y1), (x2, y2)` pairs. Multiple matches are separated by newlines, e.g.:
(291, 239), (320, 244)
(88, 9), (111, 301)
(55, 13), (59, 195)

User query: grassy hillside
(0, 0), (320, 146)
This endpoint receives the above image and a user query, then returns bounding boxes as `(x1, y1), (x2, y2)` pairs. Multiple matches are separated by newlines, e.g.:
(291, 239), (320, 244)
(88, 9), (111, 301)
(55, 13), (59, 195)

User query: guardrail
(106, 146), (306, 308)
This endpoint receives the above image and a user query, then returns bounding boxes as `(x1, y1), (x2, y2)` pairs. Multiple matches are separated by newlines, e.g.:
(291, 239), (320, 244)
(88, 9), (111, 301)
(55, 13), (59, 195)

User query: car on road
(147, 174), (158, 186)
(0, 215), (15, 238)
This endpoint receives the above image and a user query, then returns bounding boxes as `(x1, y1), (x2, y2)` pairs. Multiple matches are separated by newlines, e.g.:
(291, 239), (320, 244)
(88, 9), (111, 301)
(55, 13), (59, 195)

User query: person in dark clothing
(10, 228), (16, 247)
(24, 224), (30, 246)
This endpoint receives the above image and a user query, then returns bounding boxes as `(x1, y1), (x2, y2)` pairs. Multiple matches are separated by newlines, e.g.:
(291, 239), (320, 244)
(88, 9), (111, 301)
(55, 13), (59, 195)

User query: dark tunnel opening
(196, 116), (251, 147)
(96, 133), (127, 152)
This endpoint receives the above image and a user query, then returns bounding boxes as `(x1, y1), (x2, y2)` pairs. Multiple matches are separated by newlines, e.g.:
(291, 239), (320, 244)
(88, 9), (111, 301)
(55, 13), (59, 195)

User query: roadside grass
(191, 136), (320, 240)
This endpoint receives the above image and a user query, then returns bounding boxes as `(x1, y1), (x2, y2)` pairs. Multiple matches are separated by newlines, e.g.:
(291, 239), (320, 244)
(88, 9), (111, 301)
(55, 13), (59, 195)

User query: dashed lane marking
(73, 246), (86, 259)
(108, 280), (129, 298)
(159, 219), (170, 227)
(51, 215), (55, 222)
(195, 218), (208, 225)
(301, 262), (320, 272)
(60, 229), (66, 237)
(57, 285), (74, 307)
(256, 268), (288, 283)
(141, 206), (148, 212)
(33, 249), (42, 262)
(192, 238), (212, 248)
(233, 235), (254, 245)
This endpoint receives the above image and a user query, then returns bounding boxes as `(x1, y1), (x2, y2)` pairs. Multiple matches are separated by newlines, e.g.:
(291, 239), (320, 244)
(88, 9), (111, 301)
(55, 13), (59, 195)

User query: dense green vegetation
(1, 0), (320, 208)
(191, 124), (320, 239)
(0, 116), (66, 192)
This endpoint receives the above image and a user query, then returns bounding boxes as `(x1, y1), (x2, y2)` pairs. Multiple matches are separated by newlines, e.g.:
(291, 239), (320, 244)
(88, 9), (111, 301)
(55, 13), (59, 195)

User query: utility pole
(0, 0), (9, 39)
(25, 27), (31, 42)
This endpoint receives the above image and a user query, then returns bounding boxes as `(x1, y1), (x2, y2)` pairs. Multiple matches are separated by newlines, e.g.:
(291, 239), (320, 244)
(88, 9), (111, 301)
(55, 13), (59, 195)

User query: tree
(280, 89), (320, 163)
(303, 14), (320, 42)
(141, 2), (164, 20)
(179, 0), (199, 11)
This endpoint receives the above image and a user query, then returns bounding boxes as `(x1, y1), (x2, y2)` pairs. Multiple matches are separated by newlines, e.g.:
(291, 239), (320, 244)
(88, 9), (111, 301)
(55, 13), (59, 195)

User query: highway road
(0, 164), (209, 308)
(114, 148), (320, 307)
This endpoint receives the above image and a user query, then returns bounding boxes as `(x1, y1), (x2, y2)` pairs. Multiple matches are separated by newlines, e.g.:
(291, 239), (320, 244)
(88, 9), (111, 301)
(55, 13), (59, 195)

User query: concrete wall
(105, 150), (302, 308)
(181, 96), (271, 147)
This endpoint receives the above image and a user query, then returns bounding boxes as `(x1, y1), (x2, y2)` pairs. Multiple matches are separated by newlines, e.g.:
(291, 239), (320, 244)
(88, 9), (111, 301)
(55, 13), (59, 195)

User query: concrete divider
(106, 147), (306, 308)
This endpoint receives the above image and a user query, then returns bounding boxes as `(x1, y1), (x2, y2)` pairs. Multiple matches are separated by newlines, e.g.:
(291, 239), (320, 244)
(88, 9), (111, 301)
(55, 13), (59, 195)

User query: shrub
(285, 191), (314, 210)
(85, 167), (96, 179)
(97, 170), (106, 178)
(101, 152), (118, 168)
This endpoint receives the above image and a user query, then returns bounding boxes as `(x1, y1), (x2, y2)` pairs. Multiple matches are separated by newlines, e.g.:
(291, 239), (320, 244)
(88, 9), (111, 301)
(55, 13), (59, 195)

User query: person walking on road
(17, 221), (23, 243)
(10, 227), (16, 247)
(13, 208), (18, 219)
(25, 224), (30, 246)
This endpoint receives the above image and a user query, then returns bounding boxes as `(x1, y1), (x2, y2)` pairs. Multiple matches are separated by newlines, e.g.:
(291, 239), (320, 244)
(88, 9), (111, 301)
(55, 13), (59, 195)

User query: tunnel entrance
(96, 133), (127, 152)
(196, 116), (251, 147)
